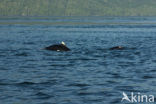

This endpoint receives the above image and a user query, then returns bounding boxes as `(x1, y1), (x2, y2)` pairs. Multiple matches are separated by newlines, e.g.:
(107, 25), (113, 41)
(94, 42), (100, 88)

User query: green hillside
(0, 0), (156, 16)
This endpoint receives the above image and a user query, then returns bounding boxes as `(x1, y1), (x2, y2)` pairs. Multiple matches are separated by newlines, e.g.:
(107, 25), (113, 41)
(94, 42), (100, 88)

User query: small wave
(16, 81), (53, 86)
(0, 81), (35, 86)
(109, 47), (137, 51)
(35, 92), (52, 99)
(18, 48), (31, 50)
(142, 75), (155, 79)
(0, 67), (9, 70)
(110, 98), (121, 104)
(17, 81), (35, 85)
(23, 42), (35, 45)
(0, 49), (17, 52)
(68, 58), (97, 61)
(148, 69), (156, 72)
(77, 92), (94, 96)
(0, 82), (10, 85)
(114, 85), (139, 92)
(77, 91), (106, 96)
(106, 80), (119, 84)
(108, 73), (125, 79)
(15, 52), (28, 56)
(67, 83), (90, 87)
(50, 64), (69, 67)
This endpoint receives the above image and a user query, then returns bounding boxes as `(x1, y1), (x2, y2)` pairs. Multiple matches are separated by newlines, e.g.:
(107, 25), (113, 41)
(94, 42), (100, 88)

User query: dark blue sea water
(0, 17), (156, 104)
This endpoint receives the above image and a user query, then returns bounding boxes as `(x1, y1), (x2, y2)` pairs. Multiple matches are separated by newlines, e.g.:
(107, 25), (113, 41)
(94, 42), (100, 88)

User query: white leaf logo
(121, 92), (131, 102)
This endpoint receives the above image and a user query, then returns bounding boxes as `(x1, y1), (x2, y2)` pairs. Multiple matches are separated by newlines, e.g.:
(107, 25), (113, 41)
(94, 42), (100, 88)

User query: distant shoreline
(0, 16), (156, 25)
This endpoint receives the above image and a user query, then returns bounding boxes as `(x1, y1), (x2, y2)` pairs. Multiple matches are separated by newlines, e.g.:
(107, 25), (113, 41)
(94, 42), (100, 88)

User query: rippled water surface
(0, 17), (156, 104)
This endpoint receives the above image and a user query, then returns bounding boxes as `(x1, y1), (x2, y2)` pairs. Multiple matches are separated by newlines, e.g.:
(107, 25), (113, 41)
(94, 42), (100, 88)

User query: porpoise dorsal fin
(61, 41), (66, 45)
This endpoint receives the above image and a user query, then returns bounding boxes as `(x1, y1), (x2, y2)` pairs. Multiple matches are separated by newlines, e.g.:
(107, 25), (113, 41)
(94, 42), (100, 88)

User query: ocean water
(0, 17), (156, 104)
